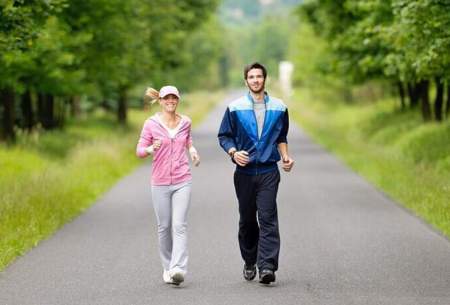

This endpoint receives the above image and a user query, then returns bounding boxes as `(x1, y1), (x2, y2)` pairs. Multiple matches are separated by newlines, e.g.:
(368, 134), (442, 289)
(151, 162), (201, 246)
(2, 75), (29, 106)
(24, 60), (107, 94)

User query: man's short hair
(244, 62), (267, 80)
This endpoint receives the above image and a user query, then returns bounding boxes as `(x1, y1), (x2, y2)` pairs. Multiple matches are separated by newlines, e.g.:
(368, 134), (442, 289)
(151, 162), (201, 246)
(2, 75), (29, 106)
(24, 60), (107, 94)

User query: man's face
(245, 68), (265, 94)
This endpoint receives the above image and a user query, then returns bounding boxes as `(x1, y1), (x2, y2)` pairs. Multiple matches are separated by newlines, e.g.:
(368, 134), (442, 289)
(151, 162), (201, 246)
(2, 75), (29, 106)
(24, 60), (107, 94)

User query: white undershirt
(157, 113), (183, 138)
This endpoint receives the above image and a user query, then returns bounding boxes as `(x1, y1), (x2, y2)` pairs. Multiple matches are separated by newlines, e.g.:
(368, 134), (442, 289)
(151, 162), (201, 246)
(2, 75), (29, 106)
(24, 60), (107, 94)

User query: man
(218, 62), (294, 284)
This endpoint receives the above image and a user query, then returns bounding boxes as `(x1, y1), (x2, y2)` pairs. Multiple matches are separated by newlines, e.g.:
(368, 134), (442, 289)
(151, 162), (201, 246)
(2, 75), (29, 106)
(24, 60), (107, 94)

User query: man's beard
(247, 82), (265, 94)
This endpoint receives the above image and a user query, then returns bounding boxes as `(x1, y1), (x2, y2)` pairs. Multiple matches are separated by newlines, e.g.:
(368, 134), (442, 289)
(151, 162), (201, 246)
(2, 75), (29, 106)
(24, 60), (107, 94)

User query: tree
(167, 15), (226, 91)
(388, 0), (450, 120)
(1, 0), (220, 137)
(0, 0), (67, 140)
(298, 0), (450, 121)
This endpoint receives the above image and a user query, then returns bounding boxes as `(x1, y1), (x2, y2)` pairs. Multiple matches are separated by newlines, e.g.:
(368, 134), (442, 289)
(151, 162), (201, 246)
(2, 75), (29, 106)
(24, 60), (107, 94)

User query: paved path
(1, 92), (449, 305)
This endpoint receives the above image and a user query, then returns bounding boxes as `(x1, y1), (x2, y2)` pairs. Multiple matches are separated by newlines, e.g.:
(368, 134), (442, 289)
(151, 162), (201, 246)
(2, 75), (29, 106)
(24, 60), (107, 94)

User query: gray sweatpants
(151, 181), (191, 274)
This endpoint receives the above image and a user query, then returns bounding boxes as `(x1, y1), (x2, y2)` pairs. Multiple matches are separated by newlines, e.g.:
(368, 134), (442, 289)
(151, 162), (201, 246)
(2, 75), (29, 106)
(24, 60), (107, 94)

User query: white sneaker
(163, 270), (173, 284)
(169, 269), (184, 285)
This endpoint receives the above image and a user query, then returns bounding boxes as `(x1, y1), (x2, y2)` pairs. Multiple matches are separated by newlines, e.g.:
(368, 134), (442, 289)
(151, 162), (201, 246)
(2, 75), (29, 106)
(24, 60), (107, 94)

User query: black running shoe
(243, 264), (257, 281)
(259, 269), (276, 284)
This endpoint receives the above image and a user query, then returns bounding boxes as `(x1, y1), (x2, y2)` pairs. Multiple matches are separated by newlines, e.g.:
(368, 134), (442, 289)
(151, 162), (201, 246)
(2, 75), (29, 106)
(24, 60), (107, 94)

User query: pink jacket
(136, 114), (193, 186)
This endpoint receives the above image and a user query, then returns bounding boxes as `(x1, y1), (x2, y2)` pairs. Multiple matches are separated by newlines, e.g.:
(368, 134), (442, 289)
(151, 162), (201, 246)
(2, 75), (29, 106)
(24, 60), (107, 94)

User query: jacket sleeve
(218, 107), (237, 153)
(185, 117), (193, 148)
(136, 120), (153, 158)
(276, 109), (289, 144)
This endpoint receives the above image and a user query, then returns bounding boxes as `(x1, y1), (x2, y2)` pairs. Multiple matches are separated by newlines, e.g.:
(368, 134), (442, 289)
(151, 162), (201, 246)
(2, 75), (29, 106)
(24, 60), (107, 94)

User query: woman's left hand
(190, 151), (200, 167)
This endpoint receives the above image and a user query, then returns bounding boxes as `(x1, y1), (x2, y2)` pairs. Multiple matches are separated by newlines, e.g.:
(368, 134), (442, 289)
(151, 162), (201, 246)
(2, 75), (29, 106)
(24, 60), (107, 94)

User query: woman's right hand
(153, 139), (162, 151)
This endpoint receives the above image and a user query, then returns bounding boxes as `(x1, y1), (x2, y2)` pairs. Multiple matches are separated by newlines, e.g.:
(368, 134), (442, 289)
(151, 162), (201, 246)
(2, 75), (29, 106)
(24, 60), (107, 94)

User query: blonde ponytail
(144, 87), (160, 104)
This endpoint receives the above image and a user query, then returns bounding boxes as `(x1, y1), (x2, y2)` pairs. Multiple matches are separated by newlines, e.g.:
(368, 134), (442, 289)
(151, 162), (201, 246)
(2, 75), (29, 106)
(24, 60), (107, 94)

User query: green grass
(0, 90), (225, 271)
(289, 87), (450, 238)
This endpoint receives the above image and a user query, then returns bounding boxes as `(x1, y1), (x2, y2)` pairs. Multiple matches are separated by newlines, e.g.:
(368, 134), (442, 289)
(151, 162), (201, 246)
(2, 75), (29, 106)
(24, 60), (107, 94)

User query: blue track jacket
(218, 92), (289, 175)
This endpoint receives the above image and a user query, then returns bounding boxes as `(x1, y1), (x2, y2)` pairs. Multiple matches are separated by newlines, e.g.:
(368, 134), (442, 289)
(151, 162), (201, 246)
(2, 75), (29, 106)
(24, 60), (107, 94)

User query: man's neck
(250, 91), (265, 103)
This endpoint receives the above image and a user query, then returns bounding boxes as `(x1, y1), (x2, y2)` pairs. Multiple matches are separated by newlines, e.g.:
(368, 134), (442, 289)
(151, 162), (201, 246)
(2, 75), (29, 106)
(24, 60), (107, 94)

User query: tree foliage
(298, 0), (450, 121)
(0, 0), (219, 140)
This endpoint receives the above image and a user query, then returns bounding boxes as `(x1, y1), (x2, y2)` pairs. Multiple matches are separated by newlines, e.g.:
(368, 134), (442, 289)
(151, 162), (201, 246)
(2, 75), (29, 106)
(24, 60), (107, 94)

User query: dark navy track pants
(233, 169), (280, 271)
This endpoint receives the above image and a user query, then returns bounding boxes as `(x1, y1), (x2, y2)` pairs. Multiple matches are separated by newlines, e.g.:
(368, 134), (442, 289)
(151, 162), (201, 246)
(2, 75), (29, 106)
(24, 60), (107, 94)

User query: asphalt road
(1, 92), (449, 305)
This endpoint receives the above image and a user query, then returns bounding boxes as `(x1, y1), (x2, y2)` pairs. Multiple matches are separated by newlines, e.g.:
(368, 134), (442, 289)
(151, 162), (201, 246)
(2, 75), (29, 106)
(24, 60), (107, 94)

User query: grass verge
(288, 87), (450, 238)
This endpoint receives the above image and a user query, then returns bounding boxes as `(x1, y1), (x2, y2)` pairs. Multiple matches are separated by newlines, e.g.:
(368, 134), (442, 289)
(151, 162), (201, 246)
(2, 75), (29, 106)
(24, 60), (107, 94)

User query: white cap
(159, 85), (180, 99)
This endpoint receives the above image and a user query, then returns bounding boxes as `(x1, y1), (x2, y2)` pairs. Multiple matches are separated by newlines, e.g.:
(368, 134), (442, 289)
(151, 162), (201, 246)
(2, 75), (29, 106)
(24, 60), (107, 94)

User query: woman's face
(159, 94), (179, 113)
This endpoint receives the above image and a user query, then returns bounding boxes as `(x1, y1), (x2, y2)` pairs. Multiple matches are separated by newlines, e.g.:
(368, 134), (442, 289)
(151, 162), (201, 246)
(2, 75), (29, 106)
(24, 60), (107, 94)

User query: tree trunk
(446, 83), (450, 120)
(407, 82), (419, 108)
(55, 97), (66, 128)
(38, 93), (44, 128)
(434, 77), (444, 121)
(117, 88), (127, 124)
(418, 80), (431, 122)
(397, 81), (405, 110)
(69, 95), (81, 118)
(46, 94), (55, 129)
(21, 89), (34, 132)
(38, 93), (55, 129)
(1, 88), (16, 142)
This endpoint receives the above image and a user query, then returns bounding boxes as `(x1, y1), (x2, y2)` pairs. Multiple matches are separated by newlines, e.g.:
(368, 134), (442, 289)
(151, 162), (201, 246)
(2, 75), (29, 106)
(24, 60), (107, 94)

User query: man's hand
(233, 150), (250, 167)
(281, 156), (294, 172)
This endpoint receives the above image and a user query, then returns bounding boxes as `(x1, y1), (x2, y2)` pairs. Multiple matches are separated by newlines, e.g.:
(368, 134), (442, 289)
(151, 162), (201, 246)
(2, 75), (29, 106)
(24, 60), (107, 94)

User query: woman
(136, 85), (200, 285)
